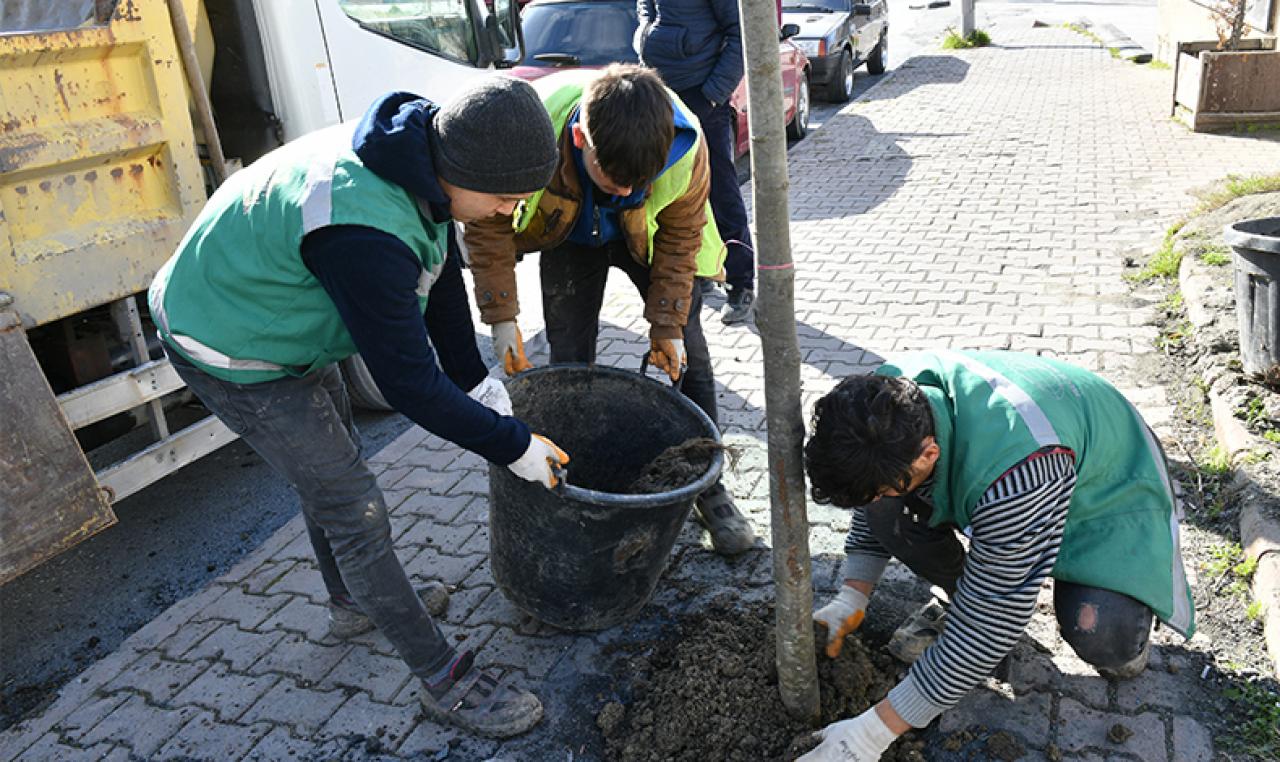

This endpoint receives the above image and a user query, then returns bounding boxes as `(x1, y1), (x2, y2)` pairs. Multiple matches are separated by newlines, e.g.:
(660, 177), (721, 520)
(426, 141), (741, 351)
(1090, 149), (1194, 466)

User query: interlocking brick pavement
(5, 21), (1280, 762)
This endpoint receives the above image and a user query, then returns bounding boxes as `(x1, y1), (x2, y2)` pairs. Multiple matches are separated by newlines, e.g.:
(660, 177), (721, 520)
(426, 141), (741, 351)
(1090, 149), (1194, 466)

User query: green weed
(942, 28), (992, 49)
(1131, 224), (1185, 282)
(1264, 430), (1280, 445)
(1148, 60), (1171, 70)
(1204, 445), (1233, 477)
(1242, 449), (1270, 465)
(1205, 542), (1257, 597)
(1246, 600), (1265, 621)
(1243, 396), (1268, 428)
(1195, 173), (1280, 215)
(1201, 246), (1231, 266)
(1221, 680), (1280, 758)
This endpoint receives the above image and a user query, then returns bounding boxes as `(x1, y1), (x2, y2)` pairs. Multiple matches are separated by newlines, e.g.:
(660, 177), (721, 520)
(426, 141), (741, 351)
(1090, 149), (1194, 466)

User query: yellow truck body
(0, 0), (219, 583)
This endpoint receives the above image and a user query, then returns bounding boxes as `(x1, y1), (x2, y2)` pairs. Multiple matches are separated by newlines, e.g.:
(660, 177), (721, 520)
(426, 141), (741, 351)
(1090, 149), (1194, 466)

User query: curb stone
(1180, 232), (1280, 677)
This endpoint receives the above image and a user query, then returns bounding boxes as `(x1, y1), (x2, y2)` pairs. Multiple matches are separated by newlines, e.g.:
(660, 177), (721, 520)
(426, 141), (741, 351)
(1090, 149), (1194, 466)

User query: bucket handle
(550, 463), (569, 496)
(638, 354), (686, 392)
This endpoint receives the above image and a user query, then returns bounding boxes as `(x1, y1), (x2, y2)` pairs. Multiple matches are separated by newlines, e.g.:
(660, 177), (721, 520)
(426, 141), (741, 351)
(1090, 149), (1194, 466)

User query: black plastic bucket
(1227, 218), (1280, 378)
(489, 364), (722, 631)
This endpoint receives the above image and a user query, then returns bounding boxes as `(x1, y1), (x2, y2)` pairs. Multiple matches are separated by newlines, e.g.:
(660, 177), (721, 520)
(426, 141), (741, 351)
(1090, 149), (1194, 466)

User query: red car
(511, 0), (811, 154)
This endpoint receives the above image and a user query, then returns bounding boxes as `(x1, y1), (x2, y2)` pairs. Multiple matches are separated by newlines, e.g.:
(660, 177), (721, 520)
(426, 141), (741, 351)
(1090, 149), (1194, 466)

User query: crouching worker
(463, 64), (756, 555)
(148, 77), (568, 739)
(798, 350), (1194, 761)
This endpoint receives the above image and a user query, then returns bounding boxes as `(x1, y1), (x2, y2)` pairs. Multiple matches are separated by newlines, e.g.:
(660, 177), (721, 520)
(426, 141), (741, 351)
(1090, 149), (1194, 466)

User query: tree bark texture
(737, 0), (821, 722)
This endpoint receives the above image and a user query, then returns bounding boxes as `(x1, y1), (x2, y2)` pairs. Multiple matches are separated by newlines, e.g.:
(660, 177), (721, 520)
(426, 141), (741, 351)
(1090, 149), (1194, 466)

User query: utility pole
(961, 0), (976, 37)
(737, 0), (821, 722)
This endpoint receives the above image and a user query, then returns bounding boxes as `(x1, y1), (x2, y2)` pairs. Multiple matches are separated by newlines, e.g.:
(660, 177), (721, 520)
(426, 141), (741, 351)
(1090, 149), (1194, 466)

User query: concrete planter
(1173, 38), (1280, 132)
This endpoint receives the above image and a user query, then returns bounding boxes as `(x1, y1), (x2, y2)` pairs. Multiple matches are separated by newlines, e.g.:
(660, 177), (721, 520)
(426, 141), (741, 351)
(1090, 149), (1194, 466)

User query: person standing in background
(636, 0), (758, 325)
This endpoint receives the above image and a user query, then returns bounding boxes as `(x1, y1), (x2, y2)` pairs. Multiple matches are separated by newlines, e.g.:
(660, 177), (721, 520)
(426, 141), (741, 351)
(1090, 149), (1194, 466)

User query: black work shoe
(887, 598), (947, 663)
(695, 484), (756, 556)
(1096, 639), (1150, 680)
(721, 288), (755, 325)
(420, 651), (544, 738)
(328, 581), (450, 639)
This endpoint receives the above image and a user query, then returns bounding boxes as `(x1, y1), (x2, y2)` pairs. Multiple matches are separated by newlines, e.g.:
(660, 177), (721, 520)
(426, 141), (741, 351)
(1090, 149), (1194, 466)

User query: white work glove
(467, 375), (512, 416)
(648, 335), (686, 381)
(813, 585), (870, 658)
(493, 320), (533, 376)
(506, 434), (570, 489)
(797, 708), (898, 762)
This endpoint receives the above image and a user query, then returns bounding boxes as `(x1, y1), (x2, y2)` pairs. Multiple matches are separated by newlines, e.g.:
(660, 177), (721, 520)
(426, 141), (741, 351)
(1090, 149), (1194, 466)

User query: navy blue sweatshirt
(298, 93), (530, 466)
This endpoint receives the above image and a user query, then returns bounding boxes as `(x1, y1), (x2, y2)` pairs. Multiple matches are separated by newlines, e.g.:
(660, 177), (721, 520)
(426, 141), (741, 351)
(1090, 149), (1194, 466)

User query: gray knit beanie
(430, 76), (557, 194)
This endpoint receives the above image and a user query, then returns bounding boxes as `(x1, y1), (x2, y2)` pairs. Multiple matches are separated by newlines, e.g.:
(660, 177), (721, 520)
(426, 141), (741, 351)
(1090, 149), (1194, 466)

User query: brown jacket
(462, 126), (713, 340)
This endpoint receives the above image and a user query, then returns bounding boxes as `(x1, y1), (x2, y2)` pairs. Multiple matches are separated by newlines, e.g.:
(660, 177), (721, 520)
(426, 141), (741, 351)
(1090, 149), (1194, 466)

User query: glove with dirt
(813, 585), (869, 658)
(648, 333), (686, 382)
(507, 434), (569, 489)
(796, 709), (897, 762)
(493, 320), (533, 376)
(468, 375), (513, 416)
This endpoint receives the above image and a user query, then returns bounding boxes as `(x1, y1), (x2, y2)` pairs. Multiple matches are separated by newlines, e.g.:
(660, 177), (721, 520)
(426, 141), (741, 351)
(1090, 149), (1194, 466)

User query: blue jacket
(635, 0), (743, 105)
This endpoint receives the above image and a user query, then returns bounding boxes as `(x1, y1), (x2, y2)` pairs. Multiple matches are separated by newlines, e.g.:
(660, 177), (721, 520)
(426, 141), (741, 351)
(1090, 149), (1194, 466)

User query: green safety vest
(148, 123), (447, 384)
(516, 70), (725, 278)
(877, 350), (1195, 637)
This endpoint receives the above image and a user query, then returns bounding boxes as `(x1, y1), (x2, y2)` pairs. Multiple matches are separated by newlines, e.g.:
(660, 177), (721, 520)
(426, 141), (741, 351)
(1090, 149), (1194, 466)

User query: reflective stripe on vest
(936, 349), (1060, 447)
(150, 282), (285, 372)
(1128, 400), (1195, 634)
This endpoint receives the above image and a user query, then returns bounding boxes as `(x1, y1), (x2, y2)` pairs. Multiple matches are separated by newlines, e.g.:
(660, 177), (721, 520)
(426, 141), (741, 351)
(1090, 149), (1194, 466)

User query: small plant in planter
(1171, 0), (1280, 132)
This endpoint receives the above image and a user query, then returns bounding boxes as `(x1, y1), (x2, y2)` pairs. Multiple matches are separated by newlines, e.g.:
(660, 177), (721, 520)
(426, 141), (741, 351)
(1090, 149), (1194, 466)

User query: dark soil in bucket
(627, 438), (725, 494)
(598, 601), (927, 761)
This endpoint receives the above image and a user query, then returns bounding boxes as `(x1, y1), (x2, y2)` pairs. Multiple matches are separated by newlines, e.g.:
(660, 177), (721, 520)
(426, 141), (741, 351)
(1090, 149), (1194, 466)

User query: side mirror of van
(780, 23), (801, 40)
(468, 0), (526, 67)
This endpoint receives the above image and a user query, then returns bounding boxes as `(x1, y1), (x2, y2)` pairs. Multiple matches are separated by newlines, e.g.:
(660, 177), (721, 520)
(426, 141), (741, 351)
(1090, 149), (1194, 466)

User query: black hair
(804, 374), (935, 508)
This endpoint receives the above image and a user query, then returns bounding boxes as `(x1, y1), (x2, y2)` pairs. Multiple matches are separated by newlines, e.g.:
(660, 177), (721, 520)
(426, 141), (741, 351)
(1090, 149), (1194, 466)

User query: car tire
(867, 35), (887, 75)
(787, 72), (811, 140)
(824, 49), (853, 102)
(340, 354), (392, 411)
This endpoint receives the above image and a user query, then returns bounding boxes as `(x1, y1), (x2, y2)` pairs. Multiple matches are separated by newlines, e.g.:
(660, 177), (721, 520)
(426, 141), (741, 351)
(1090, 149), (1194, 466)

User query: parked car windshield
(520, 1), (640, 67)
(782, 0), (849, 12)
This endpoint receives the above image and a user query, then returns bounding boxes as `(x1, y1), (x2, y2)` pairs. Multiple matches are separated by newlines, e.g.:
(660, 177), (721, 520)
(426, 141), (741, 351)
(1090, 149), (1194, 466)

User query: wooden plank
(97, 416), (239, 503)
(1174, 52), (1203, 115)
(57, 358), (185, 430)
(0, 314), (116, 585)
(1202, 51), (1280, 113)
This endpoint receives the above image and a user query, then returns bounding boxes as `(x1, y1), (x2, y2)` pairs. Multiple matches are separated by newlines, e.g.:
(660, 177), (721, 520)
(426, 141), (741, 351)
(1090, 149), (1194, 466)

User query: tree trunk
(737, 0), (821, 722)
(961, 0), (976, 37)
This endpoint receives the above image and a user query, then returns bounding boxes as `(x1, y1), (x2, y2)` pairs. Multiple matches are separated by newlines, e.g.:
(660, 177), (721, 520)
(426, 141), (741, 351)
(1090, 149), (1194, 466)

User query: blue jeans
(167, 349), (454, 678)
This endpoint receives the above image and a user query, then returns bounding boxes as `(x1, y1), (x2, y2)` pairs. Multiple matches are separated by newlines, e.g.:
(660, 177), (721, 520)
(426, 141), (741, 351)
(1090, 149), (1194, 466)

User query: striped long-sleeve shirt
(841, 451), (1078, 728)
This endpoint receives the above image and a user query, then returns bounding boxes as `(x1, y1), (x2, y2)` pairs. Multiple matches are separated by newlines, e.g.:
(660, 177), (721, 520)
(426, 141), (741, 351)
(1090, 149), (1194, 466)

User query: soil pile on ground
(599, 601), (925, 761)
(627, 438), (724, 493)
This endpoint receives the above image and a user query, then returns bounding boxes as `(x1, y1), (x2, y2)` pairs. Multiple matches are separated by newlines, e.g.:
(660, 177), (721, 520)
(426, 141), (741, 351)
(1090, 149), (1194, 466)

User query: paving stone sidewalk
(6, 23), (1280, 762)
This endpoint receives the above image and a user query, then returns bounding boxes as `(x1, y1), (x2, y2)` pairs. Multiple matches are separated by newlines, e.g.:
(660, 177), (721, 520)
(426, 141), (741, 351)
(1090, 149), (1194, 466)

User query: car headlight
(793, 38), (823, 57)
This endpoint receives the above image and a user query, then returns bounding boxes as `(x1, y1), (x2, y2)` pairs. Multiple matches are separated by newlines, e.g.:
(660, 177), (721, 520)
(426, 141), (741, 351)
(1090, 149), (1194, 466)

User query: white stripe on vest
(936, 350), (1061, 447)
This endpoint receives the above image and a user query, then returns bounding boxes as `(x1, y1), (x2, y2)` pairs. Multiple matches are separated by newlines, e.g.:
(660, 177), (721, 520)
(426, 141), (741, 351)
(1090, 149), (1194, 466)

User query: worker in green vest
(148, 77), (568, 739)
(464, 63), (756, 555)
(798, 350), (1194, 761)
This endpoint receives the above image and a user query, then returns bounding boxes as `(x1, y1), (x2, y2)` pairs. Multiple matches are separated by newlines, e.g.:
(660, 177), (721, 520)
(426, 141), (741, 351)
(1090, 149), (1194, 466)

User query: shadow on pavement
(856, 54), (970, 103)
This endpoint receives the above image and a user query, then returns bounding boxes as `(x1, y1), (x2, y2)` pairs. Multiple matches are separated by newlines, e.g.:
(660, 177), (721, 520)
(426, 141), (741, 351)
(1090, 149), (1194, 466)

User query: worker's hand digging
(648, 333), (686, 382)
(796, 709), (898, 761)
(507, 434), (569, 489)
(493, 321), (533, 376)
(813, 585), (869, 658)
